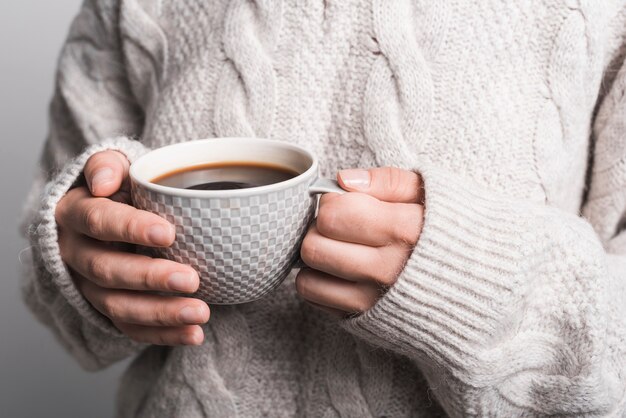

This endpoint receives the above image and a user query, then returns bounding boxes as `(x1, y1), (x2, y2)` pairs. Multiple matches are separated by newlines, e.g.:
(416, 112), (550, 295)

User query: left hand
(296, 167), (425, 316)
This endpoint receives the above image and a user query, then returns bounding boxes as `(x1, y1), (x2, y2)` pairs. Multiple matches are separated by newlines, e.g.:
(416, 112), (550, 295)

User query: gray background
(0, 2), (127, 417)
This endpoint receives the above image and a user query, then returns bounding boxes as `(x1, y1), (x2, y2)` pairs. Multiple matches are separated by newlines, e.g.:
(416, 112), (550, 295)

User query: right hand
(56, 150), (210, 346)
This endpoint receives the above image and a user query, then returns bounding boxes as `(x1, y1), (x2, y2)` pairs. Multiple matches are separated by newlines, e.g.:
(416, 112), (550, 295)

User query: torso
(113, 1), (626, 416)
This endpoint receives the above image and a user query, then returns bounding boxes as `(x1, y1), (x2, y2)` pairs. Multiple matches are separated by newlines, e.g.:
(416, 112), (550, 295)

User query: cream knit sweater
(21, 1), (626, 416)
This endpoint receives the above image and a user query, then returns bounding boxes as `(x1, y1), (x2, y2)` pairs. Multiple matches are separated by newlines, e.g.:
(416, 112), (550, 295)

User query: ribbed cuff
(34, 137), (149, 335)
(342, 164), (530, 373)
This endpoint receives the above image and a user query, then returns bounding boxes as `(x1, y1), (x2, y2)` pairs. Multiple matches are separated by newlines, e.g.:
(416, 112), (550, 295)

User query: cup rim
(129, 137), (318, 198)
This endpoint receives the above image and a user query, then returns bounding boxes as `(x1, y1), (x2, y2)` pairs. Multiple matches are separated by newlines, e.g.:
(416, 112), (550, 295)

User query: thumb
(337, 167), (424, 203)
(84, 150), (130, 197)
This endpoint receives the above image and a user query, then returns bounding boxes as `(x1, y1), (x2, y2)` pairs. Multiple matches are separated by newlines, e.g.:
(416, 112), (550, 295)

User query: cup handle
(308, 178), (346, 195)
(292, 178), (346, 270)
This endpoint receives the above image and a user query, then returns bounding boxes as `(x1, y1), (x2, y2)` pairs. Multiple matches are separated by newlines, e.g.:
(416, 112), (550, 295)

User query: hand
(296, 167), (424, 316)
(56, 150), (210, 346)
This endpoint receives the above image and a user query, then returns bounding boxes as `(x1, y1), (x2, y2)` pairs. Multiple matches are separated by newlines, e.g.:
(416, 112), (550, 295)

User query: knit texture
(21, 0), (626, 416)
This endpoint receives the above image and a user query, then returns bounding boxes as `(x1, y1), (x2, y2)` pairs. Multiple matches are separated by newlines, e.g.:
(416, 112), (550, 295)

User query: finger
(317, 192), (423, 247)
(114, 322), (204, 346)
(56, 187), (175, 247)
(84, 150), (130, 197)
(304, 301), (346, 318)
(61, 232), (199, 293)
(300, 224), (407, 286)
(337, 167), (423, 203)
(80, 280), (210, 326)
(295, 268), (382, 314)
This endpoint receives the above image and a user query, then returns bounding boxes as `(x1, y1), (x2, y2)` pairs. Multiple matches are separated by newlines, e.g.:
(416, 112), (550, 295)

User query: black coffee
(152, 162), (299, 191)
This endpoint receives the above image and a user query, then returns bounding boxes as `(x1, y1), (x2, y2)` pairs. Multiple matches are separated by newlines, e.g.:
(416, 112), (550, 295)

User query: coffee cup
(129, 138), (343, 304)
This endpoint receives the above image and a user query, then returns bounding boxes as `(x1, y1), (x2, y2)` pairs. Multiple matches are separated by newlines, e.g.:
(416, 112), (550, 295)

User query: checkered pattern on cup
(130, 138), (343, 305)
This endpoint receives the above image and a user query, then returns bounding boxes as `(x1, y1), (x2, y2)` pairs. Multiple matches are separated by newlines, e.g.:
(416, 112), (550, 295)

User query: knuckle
(122, 212), (141, 243)
(392, 223), (413, 245)
(84, 203), (105, 236)
(350, 299), (366, 314)
(55, 188), (83, 226)
(381, 269), (399, 286)
(365, 259), (390, 286)
(295, 271), (309, 299)
(353, 284), (380, 313)
(384, 167), (405, 195)
(375, 166), (416, 201)
(393, 217), (420, 248)
(390, 206), (421, 246)
(353, 296), (372, 314)
(141, 264), (159, 290)
(377, 250), (405, 286)
(87, 254), (112, 285)
(154, 306), (171, 326)
(378, 265), (399, 286)
(300, 234), (320, 267)
(316, 207), (339, 237)
(100, 293), (121, 319)
(154, 332), (170, 346)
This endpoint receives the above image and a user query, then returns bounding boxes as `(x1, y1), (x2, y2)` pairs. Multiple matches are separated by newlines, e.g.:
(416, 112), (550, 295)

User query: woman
(22, 0), (626, 416)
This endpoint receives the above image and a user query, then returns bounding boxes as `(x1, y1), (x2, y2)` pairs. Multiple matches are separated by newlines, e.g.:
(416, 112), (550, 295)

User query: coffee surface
(152, 162), (299, 190)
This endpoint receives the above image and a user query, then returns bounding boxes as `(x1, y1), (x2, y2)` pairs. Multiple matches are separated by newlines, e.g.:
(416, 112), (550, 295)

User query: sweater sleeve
(20, 0), (151, 371)
(343, 63), (626, 415)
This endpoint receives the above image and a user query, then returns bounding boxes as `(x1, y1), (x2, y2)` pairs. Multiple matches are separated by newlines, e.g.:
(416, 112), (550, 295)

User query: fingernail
(148, 224), (174, 245)
(168, 272), (196, 292)
(179, 306), (207, 324)
(339, 169), (370, 190)
(91, 168), (114, 190)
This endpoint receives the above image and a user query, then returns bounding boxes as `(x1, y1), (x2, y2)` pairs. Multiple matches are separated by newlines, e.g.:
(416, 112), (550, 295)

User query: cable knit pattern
(119, 0), (168, 114)
(363, 0), (432, 169)
(535, 6), (597, 212)
(214, 0), (281, 138)
(21, 1), (626, 416)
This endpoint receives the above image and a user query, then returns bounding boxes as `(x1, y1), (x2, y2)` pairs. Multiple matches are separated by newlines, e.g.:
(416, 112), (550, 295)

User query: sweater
(21, 0), (626, 416)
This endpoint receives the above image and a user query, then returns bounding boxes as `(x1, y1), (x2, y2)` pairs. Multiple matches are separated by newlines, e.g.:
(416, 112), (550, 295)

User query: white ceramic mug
(129, 138), (343, 304)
